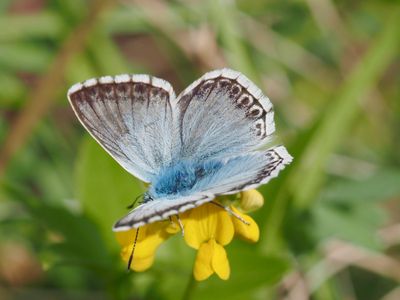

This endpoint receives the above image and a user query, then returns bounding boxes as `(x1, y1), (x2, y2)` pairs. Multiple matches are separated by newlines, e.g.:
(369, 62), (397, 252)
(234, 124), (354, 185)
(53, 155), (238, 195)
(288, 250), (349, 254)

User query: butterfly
(68, 68), (292, 232)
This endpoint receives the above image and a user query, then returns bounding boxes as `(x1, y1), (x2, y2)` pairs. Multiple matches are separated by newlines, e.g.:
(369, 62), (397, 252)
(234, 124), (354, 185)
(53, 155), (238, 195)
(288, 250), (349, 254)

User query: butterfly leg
(169, 216), (185, 236)
(211, 201), (250, 225)
(126, 194), (144, 209)
(177, 215), (185, 236)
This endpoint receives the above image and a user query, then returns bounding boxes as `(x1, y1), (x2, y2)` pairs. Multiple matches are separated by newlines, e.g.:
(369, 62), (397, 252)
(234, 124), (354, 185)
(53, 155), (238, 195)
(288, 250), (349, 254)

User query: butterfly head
(142, 192), (153, 203)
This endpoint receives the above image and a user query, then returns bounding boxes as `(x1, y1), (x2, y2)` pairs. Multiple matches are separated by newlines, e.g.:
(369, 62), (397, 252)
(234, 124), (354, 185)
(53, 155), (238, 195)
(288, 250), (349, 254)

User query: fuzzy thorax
(148, 160), (223, 199)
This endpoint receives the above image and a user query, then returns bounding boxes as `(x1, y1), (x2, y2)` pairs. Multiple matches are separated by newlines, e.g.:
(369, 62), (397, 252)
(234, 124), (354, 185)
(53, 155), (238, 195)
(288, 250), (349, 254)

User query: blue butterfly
(68, 69), (292, 232)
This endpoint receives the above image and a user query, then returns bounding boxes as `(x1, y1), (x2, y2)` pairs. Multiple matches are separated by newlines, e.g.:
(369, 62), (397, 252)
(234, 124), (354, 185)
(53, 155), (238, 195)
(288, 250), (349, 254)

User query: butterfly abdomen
(149, 160), (223, 198)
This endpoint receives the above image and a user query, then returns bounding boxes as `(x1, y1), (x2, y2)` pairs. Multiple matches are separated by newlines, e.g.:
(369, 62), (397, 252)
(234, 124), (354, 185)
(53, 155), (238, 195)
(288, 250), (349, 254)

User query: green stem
(181, 273), (197, 300)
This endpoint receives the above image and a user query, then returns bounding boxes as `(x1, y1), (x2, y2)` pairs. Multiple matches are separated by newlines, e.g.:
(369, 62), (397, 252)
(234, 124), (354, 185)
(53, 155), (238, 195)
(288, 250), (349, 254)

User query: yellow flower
(181, 203), (259, 280)
(115, 190), (262, 280)
(193, 238), (230, 280)
(115, 218), (180, 271)
(231, 206), (259, 243)
(181, 202), (234, 280)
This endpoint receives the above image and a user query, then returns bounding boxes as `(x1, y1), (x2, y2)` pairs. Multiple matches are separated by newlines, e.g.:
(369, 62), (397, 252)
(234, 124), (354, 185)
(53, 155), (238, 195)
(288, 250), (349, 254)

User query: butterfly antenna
(127, 194), (144, 210)
(211, 201), (250, 225)
(127, 227), (140, 272)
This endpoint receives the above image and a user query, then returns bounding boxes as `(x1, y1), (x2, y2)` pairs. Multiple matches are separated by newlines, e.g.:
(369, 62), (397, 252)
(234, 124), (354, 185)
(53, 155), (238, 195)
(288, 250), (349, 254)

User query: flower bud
(238, 190), (264, 212)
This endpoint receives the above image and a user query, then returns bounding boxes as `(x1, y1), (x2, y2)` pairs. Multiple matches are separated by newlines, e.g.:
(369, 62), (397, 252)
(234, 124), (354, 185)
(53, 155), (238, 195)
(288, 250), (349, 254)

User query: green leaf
(313, 199), (385, 250)
(2, 183), (114, 268)
(321, 169), (400, 203)
(262, 8), (400, 253)
(0, 12), (65, 42)
(65, 52), (97, 84)
(0, 43), (53, 73)
(106, 7), (149, 34)
(192, 244), (289, 300)
(0, 0), (12, 13)
(311, 169), (400, 250)
(208, 0), (260, 84)
(0, 72), (27, 105)
(88, 30), (132, 75)
(75, 136), (145, 246)
(289, 9), (400, 209)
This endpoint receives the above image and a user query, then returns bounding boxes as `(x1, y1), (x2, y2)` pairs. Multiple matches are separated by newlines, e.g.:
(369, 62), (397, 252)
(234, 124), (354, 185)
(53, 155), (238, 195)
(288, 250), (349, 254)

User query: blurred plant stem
(208, 0), (261, 85)
(181, 273), (197, 300)
(0, 0), (116, 181)
(263, 7), (400, 253)
(290, 7), (400, 209)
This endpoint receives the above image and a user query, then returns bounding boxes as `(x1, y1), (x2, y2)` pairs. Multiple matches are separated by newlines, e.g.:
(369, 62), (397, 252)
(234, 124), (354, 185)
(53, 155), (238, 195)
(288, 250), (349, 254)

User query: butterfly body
(149, 159), (223, 199)
(68, 69), (293, 231)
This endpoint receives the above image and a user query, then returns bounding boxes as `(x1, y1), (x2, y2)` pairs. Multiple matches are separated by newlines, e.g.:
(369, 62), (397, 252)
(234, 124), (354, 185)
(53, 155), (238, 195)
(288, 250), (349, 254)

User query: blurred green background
(1, 0), (400, 299)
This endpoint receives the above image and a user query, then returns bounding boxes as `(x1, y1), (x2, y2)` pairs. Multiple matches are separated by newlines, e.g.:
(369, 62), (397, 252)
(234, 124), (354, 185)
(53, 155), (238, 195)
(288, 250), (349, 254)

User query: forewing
(175, 68), (275, 161)
(112, 194), (212, 231)
(68, 75), (177, 182)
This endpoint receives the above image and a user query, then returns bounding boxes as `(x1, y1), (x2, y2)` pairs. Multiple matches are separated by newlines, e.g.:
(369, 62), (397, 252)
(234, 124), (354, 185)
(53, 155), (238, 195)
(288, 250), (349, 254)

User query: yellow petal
(121, 244), (155, 271)
(165, 216), (183, 235)
(114, 217), (182, 272)
(193, 240), (214, 281)
(115, 217), (183, 272)
(115, 221), (169, 247)
(117, 225), (171, 272)
(215, 207), (235, 246)
(115, 228), (143, 247)
(231, 206), (259, 243)
(131, 256), (154, 271)
(238, 190), (264, 212)
(116, 228), (164, 258)
(211, 240), (230, 280)
(183, 203), (234, 249)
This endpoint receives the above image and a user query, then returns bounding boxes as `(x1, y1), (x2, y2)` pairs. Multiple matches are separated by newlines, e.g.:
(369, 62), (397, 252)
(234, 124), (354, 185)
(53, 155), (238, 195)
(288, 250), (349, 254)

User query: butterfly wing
(175, 68), (275, 161)
(113, 193), (212, 231)
(69, 69), (292, 231)
(111, 69), (292, 230)
(68, 75), (177, 182)
(113, 145), (292, 231)
(191, 145), (292, 195)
